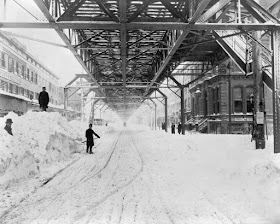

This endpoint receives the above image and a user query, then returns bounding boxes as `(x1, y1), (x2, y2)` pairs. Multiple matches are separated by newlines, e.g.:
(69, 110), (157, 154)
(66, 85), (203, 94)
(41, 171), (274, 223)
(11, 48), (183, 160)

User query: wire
(12, 0), (40, 21)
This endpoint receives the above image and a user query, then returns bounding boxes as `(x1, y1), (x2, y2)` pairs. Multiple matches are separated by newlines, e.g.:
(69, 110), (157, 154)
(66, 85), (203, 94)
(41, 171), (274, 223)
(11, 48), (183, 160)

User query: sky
(2, 0), (86, 86)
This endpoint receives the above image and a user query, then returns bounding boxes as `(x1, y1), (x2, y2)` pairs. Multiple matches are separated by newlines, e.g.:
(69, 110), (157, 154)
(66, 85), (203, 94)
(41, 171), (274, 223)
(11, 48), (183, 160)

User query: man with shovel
(85, 124), (100, 154)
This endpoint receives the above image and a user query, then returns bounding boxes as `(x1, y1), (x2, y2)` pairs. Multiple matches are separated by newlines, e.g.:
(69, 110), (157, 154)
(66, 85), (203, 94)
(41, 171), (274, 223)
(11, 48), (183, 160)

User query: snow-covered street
(1, 112), (280, 224)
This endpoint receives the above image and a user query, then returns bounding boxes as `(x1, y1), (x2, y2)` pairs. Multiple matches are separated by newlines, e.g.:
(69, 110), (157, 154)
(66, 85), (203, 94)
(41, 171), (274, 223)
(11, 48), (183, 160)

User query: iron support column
(149, 99), (157, 130)
(157, 89), (168, 132)
(64, 88), (68, 110)
(252, 29), (265, 149)
(0, 0), (6, 20)
(272, 29), (280, 153)
(91, 99), (99, 125)
(165, 97), (168, 132)
(181, 87), (185, 135)
(91, 102), (95, 125)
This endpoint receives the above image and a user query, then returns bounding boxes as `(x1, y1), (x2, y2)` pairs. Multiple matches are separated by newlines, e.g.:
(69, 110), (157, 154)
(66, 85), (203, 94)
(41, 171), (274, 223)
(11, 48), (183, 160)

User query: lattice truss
(4, 0), (280, 115)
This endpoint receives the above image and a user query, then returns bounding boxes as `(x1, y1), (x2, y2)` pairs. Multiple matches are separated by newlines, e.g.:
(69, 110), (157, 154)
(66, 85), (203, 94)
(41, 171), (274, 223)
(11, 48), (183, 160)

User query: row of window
(0, 34), (58, 80)
(192, 86), (254, 116)
(233, 86), (254, 113)
(0, 80), (58, 105)
(0, 51), (58, 95)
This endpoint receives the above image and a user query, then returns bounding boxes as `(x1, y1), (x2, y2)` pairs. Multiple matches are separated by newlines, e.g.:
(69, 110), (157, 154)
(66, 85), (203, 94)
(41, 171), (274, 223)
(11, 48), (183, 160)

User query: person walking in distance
(4, 118), (13, 136)
(171, 123), (175, 134)
(178, 122), (182, 134)
(38, 87), (49, 111)
(85, 124), (100, 154)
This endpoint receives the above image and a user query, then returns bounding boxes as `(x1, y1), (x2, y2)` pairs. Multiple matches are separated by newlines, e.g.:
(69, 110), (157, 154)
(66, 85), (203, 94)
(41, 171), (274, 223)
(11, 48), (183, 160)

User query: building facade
(157, 59), (273, 134)
(0, 32), (60, 115)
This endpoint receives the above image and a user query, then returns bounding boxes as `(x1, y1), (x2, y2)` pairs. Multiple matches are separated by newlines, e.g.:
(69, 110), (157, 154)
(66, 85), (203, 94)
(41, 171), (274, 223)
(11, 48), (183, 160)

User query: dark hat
(6, 118), (13, 123)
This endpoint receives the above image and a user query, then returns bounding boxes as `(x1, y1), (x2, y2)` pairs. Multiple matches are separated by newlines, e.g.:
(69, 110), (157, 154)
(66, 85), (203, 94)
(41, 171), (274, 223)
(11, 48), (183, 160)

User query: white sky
(2, 0), (86, 86)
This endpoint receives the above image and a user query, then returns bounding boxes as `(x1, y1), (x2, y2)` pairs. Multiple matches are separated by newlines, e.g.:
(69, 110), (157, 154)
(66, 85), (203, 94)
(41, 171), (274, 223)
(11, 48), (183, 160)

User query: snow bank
(0, 111), (85, 187)
(145, 132), (280, 223)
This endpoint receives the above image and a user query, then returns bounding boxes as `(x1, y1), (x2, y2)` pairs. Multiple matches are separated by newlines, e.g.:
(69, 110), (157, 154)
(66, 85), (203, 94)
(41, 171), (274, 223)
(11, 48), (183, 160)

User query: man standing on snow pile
(4, 118), (13, 135)
(85, 124), (100, 154)
(38, 87), (49, 111)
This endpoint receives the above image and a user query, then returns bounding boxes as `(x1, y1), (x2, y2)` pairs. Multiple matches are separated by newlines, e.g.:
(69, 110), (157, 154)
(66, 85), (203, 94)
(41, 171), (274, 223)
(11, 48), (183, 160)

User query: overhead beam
(33, 0), (105, 97)
(244, 0), (280, 23)
(144, 0), (223, 96)
(127, 0), (152, 23)
(95, 0), (119, 22)
(161, 0), (183, 19)
(119, 0), (127, 86)
(57, 0), (86, 21)
(1, 22), (280, 31)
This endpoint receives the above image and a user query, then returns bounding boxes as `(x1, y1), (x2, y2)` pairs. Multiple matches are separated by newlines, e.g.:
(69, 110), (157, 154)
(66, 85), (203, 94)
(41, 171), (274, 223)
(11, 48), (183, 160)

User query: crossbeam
(1, 22), (278, 31)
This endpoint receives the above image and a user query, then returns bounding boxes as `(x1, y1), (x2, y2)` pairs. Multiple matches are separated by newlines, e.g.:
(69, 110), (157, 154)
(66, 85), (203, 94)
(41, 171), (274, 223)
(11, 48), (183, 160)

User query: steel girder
(3, 0), (280, 118)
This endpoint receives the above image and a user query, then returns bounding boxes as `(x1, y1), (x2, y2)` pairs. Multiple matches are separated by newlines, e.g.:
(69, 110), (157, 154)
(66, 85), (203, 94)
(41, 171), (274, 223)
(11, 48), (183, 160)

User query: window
(1, 52), (6, 68)
(0, 80), (6, 90)
(16, 61), (19, 75)
(8, 57), (14, 72)
(246, 87), (254, 113)
(8, 83), (13, 93)
(233, 87), (243, 113)
(215, 87), (220, 114)
(34, 73), (38, 84)
(12, 59), (16, 74)
(21, 65), (25, 78)
(2, 81), (8, 92)
(26, 68), (30, 80)
(31, 71), (34, 82)
(15, 85), (19, 94)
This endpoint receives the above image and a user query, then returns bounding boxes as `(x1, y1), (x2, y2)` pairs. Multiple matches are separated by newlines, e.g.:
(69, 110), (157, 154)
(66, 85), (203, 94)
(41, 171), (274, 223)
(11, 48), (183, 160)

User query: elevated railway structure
(1, 0), (280, 152)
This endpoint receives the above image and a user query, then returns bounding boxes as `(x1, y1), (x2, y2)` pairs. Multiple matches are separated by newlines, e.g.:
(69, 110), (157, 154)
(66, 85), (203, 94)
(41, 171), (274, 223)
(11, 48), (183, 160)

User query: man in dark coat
(85, 124), (100, 154)
(178, 122), (182, 134)
(171, 123), (175, 134)
(38, 87), (49, 111)
(4, 118), (13, 136)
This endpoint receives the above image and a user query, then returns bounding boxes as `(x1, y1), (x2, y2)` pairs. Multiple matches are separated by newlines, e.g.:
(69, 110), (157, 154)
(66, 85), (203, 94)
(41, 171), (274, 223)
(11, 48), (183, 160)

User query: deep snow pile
(143, 131), (280, 223)
(0, 111), (85, 187)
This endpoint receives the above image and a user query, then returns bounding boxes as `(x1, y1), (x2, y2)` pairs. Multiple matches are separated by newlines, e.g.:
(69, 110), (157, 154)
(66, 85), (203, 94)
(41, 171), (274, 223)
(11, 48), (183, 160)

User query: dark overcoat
(86, 129), (100, 146)
(38, 91), (49, 107)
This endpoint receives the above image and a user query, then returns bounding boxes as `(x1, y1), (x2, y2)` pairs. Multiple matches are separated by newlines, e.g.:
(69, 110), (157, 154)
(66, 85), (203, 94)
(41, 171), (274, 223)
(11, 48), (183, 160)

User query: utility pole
(272, 29), (280, 153)
(227, 61), (232, 134)
(80, 78), (84, 122)
(181, 87), (185, 135)
(252, 30), (265, 149)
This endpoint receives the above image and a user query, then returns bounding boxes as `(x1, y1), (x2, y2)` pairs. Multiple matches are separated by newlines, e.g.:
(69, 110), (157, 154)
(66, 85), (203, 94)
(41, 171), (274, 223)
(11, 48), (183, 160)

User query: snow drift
(0, 111), (85, 187)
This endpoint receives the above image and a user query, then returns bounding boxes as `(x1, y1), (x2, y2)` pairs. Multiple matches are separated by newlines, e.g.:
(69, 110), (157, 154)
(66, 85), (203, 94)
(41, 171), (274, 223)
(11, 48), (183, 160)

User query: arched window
(246, 87), (254, 113)
(233, 87), (243, 113)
